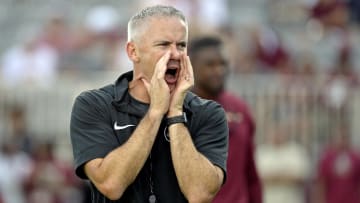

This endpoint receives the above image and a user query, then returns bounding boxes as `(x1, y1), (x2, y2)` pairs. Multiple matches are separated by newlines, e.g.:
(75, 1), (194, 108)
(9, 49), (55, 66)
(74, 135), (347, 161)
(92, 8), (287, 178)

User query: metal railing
(0, 72), (359, 161)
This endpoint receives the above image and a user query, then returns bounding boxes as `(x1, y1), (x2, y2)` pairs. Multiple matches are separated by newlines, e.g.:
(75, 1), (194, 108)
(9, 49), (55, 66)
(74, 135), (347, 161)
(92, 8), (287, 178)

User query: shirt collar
(113, 70), (133, 102)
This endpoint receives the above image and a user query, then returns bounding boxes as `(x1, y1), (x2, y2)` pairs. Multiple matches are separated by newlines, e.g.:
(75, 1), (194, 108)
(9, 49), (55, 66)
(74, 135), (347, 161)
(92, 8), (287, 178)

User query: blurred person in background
(256, 123), (310, 203)
(308, 0), (350, 31)
(7, 105), (34, 155)
(37, 13), (74, 55)
(0, 138), (33, 203)
(245, 25), (292, 74)
(61, 4), (130, 74)
(25, 140), (82, 203)
(194, 0), (230, 34)
(313, 125), (360, 203)
(82, 4), (125, 72)
(189, 36), (262, 203)
(70, 5), (228, 203)
(319, 45), (359, 129)
(0, 28), (59, 87)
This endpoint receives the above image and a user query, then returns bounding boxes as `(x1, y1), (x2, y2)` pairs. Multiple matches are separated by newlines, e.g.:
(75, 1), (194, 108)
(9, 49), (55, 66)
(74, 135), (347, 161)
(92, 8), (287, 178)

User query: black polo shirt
(70, 71), (228, 203)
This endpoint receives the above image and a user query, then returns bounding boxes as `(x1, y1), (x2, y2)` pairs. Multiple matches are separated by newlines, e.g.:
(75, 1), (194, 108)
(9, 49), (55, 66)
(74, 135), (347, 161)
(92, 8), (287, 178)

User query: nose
(214, 64), (226, 74)
(214, 64), (227, 76)
(169, 44), (182, 59)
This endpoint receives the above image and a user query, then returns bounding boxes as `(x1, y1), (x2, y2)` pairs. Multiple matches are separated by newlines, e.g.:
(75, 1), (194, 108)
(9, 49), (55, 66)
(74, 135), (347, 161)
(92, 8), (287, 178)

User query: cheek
(200, 69), (213, 79)
(196, 73), (210, 84)
(142, 50), (165, 63)
(142, 51), (166, 76)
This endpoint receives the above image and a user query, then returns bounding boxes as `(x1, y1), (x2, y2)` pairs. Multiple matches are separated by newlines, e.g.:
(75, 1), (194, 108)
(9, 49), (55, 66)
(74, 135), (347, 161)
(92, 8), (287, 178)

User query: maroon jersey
(212, 91), (262, 203)
(318, 147), (360, 203)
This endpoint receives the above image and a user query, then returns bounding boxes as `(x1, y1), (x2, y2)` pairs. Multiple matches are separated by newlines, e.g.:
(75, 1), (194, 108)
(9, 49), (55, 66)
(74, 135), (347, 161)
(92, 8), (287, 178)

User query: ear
(126, 42), (140, 63)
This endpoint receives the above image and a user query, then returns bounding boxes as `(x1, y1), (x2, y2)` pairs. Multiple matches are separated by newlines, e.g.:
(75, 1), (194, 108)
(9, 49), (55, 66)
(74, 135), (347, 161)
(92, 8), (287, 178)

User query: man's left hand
(168, 54), (194, 117)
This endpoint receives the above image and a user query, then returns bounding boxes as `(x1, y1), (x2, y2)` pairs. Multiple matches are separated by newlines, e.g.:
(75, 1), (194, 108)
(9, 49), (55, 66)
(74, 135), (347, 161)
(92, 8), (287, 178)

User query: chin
(168, 84), (176, 93)
(208, 86), (224, 96)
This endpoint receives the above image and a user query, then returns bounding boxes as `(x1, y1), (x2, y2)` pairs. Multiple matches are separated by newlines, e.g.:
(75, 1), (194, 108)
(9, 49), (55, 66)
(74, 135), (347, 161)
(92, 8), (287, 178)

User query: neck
(129, 79), (150, 103)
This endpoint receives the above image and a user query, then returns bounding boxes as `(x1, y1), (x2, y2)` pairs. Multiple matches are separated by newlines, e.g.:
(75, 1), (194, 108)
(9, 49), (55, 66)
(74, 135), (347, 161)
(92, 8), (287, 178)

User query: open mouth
(165, 68), (178, 84)
(165, 61), (179, 84)
(166, 68), (177, 76)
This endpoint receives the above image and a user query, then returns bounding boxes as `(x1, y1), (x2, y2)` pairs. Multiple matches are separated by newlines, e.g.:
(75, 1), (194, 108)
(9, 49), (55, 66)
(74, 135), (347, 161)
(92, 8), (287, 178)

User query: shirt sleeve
(192, 101), (229, 181)
(70, 91), (118, 179)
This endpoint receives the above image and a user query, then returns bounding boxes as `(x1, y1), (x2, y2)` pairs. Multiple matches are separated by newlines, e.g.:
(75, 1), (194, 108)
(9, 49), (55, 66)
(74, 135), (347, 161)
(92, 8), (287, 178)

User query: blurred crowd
(0, 106), (89, 203)
(0, 0), (360, 203)
(0, 0), (360, 83)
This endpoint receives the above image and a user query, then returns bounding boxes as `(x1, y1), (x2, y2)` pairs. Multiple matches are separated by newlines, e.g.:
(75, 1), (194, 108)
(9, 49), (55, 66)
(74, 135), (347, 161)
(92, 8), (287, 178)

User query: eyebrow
(153, 40), (187, 46)
(177, 41), (187, 46)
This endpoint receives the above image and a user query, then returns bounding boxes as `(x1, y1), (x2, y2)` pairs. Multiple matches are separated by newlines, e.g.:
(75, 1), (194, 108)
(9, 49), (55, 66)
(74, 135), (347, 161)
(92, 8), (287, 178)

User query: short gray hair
(127, 5), (187, 42)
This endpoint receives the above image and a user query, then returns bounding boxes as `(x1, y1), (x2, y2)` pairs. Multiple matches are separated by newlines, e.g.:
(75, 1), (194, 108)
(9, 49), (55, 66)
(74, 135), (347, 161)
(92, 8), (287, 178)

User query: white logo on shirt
(113, 122), (135, 130)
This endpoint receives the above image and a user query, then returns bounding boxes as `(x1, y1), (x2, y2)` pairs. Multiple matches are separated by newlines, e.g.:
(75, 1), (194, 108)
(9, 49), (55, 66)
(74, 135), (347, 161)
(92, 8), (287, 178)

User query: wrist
(166, 112), (187, 127)
(167, 109), (183, 118)
(147, 109), (165, 121)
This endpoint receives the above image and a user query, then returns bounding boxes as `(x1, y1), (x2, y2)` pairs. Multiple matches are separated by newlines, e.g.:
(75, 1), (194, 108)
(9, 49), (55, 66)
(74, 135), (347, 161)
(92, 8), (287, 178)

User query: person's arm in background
(356, 153), (360, 200)
(311, 153), (328, 203)
(245, 107), (262, 203)
(312, 177), (326, 203)
(247, 141), (263, 203)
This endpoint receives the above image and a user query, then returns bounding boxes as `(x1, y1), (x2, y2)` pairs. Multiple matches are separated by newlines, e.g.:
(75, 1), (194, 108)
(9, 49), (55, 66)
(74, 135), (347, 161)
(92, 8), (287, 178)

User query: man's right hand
(141, 51), (172, 117)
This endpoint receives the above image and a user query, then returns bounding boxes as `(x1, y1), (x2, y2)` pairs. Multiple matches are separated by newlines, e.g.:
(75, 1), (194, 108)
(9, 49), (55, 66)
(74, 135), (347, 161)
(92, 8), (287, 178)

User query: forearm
(168, 123), (223, 203)
(247, 163), (262, 203)
(312, 181), (325, 203)
(85, 110), (163, 199)
(248, 142), (263, 203)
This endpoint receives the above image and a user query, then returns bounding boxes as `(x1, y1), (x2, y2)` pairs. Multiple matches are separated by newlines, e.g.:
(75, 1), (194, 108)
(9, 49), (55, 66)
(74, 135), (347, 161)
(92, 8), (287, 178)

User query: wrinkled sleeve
(192, 101), (229, 182)
(70, 91), (117, 179)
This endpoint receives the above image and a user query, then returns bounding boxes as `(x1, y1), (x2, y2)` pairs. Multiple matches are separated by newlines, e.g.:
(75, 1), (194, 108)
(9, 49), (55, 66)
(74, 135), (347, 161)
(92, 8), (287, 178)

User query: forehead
(144, 16), (188, 40)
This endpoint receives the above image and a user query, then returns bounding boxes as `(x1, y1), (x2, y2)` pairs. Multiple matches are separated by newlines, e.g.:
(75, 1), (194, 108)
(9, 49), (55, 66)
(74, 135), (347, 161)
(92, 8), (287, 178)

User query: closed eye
(177, 42), (187, 48)
(156, 42), (171, 47)
(154, 41), (187, 49)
